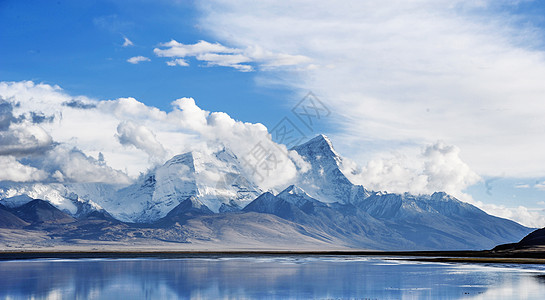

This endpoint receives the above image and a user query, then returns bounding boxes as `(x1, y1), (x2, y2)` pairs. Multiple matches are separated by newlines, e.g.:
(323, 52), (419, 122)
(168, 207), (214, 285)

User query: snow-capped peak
(311, 134), (333, 146)
(102, 148), (263, 222)
(280, 184), (307, 196)
(163, 152), (195, 169)
(276, 185), (323, 207)
(292, 135), (368, 204)
(293, 134), (340, 160)
(185, 195), (205, 208)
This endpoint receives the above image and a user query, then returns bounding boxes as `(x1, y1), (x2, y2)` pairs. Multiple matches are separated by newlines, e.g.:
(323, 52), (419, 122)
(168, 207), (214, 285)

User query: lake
(0, 256), (544, 299)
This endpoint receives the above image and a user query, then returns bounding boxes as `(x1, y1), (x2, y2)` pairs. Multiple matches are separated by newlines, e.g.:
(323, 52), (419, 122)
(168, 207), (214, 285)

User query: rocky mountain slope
(493, 227), (545, 252)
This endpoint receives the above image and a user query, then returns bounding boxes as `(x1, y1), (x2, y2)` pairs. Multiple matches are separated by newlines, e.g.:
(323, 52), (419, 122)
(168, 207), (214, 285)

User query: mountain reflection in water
(1, 256), (544, 299)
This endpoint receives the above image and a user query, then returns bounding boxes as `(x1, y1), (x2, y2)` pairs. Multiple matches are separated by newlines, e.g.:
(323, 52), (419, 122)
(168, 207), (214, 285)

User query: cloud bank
(0, 81), (299, 190)
(0, 80), (482, 195)
(341, 142), (481, 200)
(0, 90), (130, 184)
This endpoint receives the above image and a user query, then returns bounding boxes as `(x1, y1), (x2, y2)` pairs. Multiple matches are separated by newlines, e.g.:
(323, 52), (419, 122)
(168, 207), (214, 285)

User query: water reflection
(0, 256), (544, 299)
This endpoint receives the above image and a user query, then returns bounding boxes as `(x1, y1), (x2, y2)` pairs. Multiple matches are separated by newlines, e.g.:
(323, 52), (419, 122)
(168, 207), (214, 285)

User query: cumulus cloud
(0, 122), (54, 156)
(39, 147), (132, 184)
(0, 156), (47, 182)
(342, 142), (481, 199)
(127, 56), (150, 64)
(116, 121), (167, 163)
(62, 99), (97, 109)
(154, 40), (310, 71)
(165, 97), (299, 189)
(0, 82), (144, 184)
(0, 84), (133, 184)
(0, 100), (14, 130)
(122, 36), (134, 47)
(0, 81), (299, 190)
(0, 99), (55, 156)
(340, 141), (545, 227)
(472, 202), (545, 228)
(422, 143), (482, 196)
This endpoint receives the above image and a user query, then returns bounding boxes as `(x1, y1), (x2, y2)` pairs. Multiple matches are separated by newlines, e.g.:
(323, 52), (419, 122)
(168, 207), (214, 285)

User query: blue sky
(2, 0), (545, 226)
(0, 0), (300, 126)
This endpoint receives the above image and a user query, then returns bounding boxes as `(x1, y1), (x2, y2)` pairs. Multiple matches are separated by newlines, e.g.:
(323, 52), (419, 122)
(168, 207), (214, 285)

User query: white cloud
(535, 182), (545, 191)
(472, 202), (545, 228)
(166, 58), (189, 67)
(0, 81), (299, 190)
(0, 121), (54, 156)
(0, 156), (47, 182)
(154, 40), (236, 57)
(196, 0), (545, 179)
(41, 147), (132, 184)
(127, 56), (150, 64)
(194, 0), (545, 227)
(1, 80), (543, 226)
(0, 82), (133, 185)
(165, 97), (299, 189)
(116, 120), (167, 163)
(154, 40), (310, 71)
(515, 184), (530, 189)
(122, 36), (134, 47)
(197, 53), (253, 71)
(342, 142), (481, 199)
(422, 143), (482, 196)
(338, 137), (545, 227)
(0, 97), (55, 157)
(245, 45), (311, 68)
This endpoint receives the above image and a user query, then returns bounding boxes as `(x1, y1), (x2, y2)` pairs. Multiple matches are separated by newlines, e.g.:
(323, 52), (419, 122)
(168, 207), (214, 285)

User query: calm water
(0, 256), (544, 299)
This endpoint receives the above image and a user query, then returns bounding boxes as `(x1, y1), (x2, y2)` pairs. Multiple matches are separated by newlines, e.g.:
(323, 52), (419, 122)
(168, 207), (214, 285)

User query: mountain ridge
(0, 134), (534, 250)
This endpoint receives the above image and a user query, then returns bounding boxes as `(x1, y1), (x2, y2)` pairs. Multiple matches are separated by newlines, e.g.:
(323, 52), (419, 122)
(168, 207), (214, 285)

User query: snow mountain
(107, 149), (261, 222)
(242, 184), (530, 249)
(0, 134), (534, 250)
(293, 134), (371, 204)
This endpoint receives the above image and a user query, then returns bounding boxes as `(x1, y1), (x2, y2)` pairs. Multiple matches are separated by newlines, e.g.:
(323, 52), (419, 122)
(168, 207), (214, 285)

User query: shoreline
(1, 249), (544, 264)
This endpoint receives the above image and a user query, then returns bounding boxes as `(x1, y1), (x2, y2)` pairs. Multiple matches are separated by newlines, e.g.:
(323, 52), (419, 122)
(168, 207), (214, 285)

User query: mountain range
(0, 135), (533, 250)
